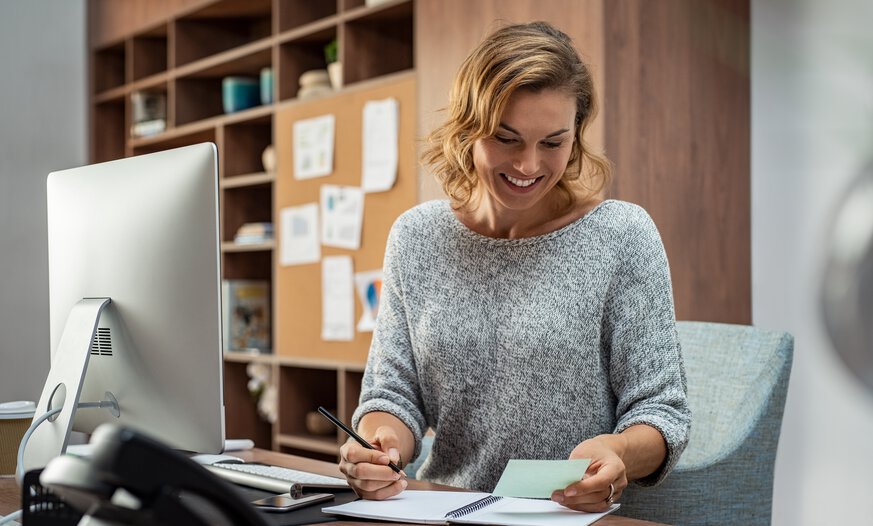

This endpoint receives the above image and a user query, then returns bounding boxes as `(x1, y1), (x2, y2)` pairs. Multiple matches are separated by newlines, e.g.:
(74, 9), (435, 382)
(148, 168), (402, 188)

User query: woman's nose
(512, 145), (539, 176)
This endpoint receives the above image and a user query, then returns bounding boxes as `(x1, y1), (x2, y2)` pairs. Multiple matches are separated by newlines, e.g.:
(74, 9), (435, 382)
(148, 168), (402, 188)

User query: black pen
(317, 406), (403, 474)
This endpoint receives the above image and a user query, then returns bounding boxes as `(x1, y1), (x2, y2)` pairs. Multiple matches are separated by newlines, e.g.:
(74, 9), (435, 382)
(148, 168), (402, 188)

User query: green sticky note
(492, 458), (591, 498)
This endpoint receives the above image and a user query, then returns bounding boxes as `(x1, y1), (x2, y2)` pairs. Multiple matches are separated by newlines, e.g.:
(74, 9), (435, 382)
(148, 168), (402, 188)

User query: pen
(317, 406), (403, 474)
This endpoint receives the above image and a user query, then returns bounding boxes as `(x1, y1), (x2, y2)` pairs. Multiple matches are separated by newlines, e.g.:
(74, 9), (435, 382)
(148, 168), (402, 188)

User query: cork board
(274, 73), (417, 364)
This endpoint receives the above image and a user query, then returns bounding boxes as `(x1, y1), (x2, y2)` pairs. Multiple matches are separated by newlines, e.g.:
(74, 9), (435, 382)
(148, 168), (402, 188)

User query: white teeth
(505, 174), (537, 187)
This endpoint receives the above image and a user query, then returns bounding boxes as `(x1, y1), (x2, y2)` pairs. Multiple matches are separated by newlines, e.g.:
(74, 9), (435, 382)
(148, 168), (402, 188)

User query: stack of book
(130, 91), (166, 138)
(234, 222), (273, 245)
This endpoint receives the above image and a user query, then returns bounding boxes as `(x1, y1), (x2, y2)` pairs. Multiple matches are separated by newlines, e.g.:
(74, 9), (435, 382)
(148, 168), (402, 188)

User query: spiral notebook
(321, 490), (619, 526)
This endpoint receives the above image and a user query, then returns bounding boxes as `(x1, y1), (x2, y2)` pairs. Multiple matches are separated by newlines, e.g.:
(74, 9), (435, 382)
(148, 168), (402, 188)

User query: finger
(566, 465), (622, 496)
(357, 478), (408, 501)
(341, 440), (395, 467)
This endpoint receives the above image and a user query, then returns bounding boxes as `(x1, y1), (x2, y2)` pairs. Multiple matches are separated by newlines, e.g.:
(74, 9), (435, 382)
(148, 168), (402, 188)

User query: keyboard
(206, 462), (350, 494)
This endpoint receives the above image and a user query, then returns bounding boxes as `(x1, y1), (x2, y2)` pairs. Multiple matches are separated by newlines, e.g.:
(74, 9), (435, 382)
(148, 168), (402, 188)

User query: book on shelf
(130, 91), (167, 138)
(222, 280), (271, 354)
(233, 222), (274, 245)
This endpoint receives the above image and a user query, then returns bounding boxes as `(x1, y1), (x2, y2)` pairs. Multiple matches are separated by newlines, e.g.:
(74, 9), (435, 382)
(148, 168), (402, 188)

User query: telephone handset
(39, 424), (270, 526)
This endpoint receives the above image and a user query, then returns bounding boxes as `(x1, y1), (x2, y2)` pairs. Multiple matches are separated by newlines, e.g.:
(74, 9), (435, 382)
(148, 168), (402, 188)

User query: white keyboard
(206, 462), (349, 493)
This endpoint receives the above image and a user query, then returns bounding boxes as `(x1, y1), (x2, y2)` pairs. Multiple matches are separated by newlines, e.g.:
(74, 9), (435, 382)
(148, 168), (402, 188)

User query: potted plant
(324, 38), (342, 89)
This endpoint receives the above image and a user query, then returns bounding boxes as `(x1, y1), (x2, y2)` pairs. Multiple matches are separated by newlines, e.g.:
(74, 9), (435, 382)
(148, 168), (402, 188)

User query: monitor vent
(90, 328), (113, 356)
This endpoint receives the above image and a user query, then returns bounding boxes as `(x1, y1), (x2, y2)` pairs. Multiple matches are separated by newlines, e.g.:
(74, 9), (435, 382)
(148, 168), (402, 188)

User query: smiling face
(471, 88), (577, 219)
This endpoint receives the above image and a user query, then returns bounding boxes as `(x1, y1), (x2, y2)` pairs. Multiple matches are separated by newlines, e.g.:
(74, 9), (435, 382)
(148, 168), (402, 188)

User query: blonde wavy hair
(422, 21), (612, 209)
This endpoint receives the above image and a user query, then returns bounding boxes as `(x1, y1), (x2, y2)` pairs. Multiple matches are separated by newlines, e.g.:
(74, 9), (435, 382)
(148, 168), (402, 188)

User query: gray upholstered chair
(619, 321), (794, 526)
(408, 321), (793, 526)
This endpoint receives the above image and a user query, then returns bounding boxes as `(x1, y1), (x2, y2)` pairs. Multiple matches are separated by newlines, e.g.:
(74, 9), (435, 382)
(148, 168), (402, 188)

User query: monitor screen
(22, 143), (225, 471)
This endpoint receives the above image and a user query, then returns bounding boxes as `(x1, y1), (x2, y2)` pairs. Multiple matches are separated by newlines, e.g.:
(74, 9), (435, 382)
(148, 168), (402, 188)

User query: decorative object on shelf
(129, 91), (166, 138)
(222, 76), (260, 113)
(297, 69), (332, 100)
(234, 222), (274, 245)
(325, 38), (342, 90)
(246, 363), (277, 424)
(261, 144), (276, 173)
(260, 67), (273, 105)
(305, 409), (336, 436)
(222, 279), (271, 354)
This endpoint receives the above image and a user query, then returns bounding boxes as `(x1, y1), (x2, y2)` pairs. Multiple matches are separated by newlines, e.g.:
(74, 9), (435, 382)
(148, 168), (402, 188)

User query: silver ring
(606, 483), (615, 504)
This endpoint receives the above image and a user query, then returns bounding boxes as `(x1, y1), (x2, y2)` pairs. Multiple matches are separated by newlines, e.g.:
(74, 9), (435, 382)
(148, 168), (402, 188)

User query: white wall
(752, 0), (873, 524)
(0, 1), (86, 403)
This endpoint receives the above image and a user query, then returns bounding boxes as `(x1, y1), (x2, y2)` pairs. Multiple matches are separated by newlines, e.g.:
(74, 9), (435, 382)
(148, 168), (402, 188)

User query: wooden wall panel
(415, 0), (606, 202)
(604, 0), (751, 323)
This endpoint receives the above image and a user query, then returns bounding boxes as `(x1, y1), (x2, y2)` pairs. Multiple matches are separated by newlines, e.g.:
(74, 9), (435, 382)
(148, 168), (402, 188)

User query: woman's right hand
(338, 425), (408, 499)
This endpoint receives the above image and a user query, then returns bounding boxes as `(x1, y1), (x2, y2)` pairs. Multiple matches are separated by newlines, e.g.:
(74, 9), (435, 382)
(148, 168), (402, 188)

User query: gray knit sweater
(352, 199), (690, 492)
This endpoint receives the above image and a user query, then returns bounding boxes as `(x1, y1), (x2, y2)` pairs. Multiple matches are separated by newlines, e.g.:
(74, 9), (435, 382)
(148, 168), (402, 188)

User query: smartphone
(250, 492), (333, 513)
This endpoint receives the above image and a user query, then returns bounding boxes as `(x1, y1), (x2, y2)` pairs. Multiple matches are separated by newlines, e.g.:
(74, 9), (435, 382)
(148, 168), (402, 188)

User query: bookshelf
(88, 0), (416, 459)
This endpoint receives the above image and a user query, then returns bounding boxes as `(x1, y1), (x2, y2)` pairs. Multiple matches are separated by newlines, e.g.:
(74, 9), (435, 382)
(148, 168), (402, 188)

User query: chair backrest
(619, 321), (794, 526)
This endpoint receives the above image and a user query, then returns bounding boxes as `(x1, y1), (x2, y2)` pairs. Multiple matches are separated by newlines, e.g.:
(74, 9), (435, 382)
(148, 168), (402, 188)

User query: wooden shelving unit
(88, 0), (416, 459)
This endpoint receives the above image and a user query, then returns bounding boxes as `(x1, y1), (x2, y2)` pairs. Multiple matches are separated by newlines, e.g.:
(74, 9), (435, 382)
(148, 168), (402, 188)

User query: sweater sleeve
(351, 218), (428, 460)
(602, 207), (691, 486)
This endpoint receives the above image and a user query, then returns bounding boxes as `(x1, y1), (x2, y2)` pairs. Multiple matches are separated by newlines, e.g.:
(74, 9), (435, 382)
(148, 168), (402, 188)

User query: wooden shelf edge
(221, 240), (275, 252)
(129, 71), (171, 93)
(94, 85), (128, 104)
(342, 0), (413, 23)
(276, 14), (340, 45)
(276, 69), (415, 109)
(221, 171), (275, 188)
(276, 434), (339, 455)
(275, 355), (366, 372)
(174, 36), (275, 79)
(223, 351), (275, 364)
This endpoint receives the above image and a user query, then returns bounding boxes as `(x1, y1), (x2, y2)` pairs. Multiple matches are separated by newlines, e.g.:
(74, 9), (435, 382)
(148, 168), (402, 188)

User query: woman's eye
(494, 136), (516, 144)
(542, 141), (563, 149)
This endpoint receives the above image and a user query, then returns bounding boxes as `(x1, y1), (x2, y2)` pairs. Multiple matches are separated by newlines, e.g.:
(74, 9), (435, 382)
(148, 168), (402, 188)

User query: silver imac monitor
(22, 143), (225, 472)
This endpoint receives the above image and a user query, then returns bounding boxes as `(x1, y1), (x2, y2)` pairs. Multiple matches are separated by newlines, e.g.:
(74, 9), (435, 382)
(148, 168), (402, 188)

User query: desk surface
(0, 449), (667, 525)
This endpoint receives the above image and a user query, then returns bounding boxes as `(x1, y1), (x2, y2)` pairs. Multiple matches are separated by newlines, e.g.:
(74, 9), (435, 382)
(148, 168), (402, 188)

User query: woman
(340, 21), (690, 513)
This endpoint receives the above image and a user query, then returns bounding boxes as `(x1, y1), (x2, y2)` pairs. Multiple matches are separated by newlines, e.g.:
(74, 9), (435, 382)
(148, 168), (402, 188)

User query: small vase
(327, 61), (343, 90)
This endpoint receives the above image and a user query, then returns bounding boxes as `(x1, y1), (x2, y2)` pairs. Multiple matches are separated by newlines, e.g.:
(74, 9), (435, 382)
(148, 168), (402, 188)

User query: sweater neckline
(441, 199), (614, 246)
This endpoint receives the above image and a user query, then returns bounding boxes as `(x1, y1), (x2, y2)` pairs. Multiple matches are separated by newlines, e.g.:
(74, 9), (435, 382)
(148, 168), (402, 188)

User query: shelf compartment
(277, 443), (337, 463)
(343, 0), (414, 85)
(224, 361), (273, 449)
(278, 366), (338, 439)
(223, 117), (273, 177)
(221, 184), (273, 244)
(93, 41), (126, 93)
(92, 99), (126, 163)
(175, 47), (272, 126)
(277, 25), (337, 101)
(275, 433), (339, 455)
(222, 250), (272, 282)
(277, 0), (337, 32)
(174, 0), (272, 67)
(131, 24), (169, 81)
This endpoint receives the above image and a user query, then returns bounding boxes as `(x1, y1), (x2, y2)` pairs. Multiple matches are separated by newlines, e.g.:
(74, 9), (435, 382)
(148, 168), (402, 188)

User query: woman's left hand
(551, 434), (628, 512)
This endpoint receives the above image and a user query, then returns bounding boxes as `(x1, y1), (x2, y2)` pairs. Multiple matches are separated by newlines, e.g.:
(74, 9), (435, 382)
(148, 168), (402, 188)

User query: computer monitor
(22, 143), (225, 472)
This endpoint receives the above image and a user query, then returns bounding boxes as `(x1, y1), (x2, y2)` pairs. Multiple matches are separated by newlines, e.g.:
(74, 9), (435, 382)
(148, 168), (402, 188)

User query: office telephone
(39, 424), (270, 526)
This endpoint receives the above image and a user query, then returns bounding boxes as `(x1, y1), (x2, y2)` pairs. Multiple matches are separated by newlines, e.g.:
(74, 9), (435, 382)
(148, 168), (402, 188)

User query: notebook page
(322, 490), (493, 524)
(452, 498), (619, 526)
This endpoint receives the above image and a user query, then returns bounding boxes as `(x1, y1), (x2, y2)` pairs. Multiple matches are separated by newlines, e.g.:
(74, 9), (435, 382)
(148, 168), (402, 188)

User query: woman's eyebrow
(498, 123), (571, 138)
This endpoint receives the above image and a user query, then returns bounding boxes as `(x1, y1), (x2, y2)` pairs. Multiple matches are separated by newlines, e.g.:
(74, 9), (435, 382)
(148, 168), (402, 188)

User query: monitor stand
(22, 297), (117, 472)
